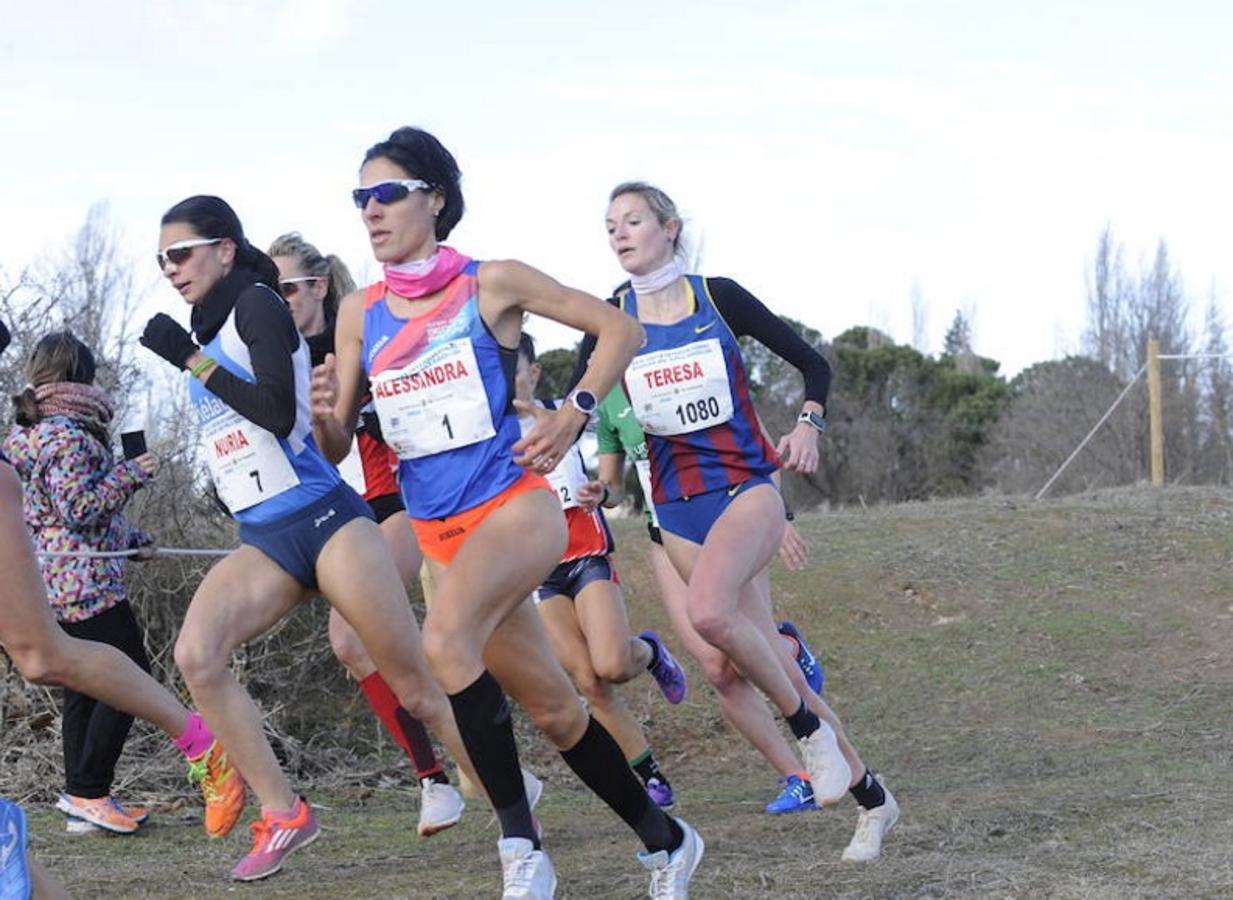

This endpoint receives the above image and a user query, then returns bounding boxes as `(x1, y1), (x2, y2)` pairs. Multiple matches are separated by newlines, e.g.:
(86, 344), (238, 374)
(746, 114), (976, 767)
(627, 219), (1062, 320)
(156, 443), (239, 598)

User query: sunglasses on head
(157, 238), (222, 270)
(279, 276), (322, 297)
(352, 179), (432, 209)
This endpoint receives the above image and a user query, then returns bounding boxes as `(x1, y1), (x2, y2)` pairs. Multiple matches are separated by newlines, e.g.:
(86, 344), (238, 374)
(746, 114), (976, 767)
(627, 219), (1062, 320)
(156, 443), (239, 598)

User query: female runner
(590, 381), (832, 815)
(594, 181), (900, 861)
(0, 322), (243, 845)
(515, 334), (684, 809)
(312, 127), (703, 899)
(139, 196), (475, 882)
(269, 232), (466, 836)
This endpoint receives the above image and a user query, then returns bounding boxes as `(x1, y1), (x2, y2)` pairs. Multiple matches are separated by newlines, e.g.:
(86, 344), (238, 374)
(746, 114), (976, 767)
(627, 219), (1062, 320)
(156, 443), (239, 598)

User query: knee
(567, 664), (607, 705)
(420, 618), (476, 680)
(526, 693), (585, 746)
(10, 644), (68, 686)
(590, 649), (634, 685)
(688, 602), (735, 649)
(173, 630), (226, 688)
(328, 621), (370, 674)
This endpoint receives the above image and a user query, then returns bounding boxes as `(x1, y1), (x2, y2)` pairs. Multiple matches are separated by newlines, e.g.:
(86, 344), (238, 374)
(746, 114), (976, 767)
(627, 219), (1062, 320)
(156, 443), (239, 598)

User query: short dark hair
(517, 332), (537, 365)
(161, 195), (281, 292)
(362, 127), (465, 241)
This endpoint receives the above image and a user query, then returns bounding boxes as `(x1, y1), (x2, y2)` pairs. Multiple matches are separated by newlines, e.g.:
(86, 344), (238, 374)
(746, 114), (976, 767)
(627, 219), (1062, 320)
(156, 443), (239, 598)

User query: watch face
(573, 390), (597, 413)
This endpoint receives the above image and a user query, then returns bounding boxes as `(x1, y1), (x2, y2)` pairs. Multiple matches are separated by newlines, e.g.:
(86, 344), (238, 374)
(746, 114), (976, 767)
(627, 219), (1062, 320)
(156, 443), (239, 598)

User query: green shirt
(596, 385), (657, 526)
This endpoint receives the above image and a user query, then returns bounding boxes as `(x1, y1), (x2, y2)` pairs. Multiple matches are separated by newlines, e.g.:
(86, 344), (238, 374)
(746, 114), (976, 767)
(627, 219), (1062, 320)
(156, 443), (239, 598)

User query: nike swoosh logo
(617, 407), (633, 418)
(694, 321), (716, 333)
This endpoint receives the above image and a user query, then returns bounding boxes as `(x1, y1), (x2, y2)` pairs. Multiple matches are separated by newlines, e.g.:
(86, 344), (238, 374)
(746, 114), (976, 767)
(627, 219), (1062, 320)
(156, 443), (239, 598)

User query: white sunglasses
(157, 238), (222, 270)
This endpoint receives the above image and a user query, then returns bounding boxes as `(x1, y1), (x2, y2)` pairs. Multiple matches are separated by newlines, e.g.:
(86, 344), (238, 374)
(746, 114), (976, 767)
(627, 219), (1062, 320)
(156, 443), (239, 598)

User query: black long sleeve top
(569, 276), (831, 406)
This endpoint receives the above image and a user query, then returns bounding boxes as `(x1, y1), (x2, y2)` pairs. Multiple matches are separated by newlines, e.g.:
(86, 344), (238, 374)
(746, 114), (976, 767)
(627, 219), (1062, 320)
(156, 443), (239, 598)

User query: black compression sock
(561, 716), (681, 853)
(630, 749), (669, 788)
(785, 700), (821, 740)
(849, 769), (886, 809)
(447, 672), (537, 847)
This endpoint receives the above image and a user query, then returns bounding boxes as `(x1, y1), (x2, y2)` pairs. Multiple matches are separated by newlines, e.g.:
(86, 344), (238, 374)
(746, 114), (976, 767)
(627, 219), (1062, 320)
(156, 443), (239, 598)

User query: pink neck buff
(383, 245), (472, 298)
(630, 257), (683, 295)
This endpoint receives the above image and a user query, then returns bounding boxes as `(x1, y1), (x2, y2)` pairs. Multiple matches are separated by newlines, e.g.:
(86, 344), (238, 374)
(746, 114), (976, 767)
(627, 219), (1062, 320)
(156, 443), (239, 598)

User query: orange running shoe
(54, 794), (138, 834)
(186, 741), (246, 838)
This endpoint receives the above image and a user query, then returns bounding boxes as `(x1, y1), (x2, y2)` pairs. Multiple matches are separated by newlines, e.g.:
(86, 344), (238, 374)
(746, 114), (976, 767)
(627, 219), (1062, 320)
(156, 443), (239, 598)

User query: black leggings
(59, 602), (151, 799)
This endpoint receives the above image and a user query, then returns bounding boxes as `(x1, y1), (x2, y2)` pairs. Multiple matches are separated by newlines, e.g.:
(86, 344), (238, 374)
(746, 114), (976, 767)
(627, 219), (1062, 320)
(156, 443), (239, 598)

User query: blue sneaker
(778, 620), (824, 694)
(0, 798), (32, 900)
(765, 775), (817, 815)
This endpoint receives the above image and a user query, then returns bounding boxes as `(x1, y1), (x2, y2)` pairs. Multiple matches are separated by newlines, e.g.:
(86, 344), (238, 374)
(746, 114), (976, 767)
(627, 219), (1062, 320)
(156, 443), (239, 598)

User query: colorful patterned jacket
(3, 416), (152, 623)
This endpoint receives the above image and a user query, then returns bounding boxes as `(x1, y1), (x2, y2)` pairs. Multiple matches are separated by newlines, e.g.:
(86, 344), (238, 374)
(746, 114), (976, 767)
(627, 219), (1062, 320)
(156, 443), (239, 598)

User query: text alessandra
(376, 360), (470, 398)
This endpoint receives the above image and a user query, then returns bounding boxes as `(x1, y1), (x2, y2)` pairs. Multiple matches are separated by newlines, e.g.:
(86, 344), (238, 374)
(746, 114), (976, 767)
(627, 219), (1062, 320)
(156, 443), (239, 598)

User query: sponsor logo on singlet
(196, 395), (232, 425)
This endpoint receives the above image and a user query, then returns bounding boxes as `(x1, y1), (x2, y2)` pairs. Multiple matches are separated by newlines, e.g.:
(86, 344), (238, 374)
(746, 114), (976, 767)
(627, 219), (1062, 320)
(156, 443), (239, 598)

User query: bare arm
(478, 260), (644, 467)
(311, 289), (368, 464)
(596, 452), (627, 508)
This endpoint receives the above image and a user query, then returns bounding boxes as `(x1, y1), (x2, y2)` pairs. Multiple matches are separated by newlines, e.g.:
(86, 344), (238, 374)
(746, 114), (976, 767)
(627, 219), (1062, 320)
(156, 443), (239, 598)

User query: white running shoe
(638, 816), (704, 899)
(799, 721), (852, 805)
(498, 836), (556, 899)
(842, 780), (899, 862)
(418, 779), (465, 837)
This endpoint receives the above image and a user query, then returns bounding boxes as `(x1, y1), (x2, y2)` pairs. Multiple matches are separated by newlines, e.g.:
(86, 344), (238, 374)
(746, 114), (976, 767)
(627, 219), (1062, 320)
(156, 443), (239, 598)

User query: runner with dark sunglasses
(269, 231), (471, 837)
(312, 126), (704, 899)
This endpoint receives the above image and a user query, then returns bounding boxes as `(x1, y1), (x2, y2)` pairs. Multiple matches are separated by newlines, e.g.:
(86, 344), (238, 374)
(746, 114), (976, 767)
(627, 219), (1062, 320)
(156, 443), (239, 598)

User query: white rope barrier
(1035, 363), (1147, 501)
(36, 547), (234, 559)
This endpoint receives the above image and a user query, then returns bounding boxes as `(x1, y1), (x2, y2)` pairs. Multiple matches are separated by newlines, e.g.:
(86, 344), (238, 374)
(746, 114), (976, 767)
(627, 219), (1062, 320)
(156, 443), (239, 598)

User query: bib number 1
(371, 338), (496, 460)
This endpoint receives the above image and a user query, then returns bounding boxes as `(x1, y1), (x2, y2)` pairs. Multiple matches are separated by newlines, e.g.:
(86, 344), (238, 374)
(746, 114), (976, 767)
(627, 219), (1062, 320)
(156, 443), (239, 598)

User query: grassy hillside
(19, 486), (1233, 898)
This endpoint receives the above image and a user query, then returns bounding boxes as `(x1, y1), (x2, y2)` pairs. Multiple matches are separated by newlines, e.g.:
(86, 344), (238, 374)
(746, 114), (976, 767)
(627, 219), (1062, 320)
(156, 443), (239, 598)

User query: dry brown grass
(6, 485), (1233, 897)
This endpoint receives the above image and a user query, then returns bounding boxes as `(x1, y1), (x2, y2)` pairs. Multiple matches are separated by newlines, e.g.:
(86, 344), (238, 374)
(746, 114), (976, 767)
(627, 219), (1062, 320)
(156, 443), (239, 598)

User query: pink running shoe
(230, 796), (320, 882)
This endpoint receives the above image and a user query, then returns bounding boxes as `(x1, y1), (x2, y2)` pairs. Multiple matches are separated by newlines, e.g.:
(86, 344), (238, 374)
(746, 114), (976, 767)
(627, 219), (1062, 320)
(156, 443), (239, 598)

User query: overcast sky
(2, 1), (1230, 376)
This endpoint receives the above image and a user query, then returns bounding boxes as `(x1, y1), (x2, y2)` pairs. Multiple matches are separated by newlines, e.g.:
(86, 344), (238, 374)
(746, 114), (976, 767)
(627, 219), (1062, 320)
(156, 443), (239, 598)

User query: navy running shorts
(532, 555), (618, 604)
(656, 475), (777, 545)
(238, 482), (374, 590)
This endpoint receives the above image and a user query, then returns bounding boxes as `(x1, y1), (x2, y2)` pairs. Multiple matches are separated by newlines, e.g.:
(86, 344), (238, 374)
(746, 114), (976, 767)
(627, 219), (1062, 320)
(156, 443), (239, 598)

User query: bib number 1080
(675, 396), (722, 427)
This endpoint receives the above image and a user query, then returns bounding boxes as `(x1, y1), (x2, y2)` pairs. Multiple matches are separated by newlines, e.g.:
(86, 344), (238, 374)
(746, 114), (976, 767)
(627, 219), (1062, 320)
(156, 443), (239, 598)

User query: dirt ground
(15, 485), (1233, 898)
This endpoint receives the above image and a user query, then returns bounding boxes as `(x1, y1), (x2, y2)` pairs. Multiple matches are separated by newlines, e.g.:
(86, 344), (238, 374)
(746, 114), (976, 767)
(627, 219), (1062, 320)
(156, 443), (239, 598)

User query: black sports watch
(798, 410), (826, 433)
(567, 389), (598, 416)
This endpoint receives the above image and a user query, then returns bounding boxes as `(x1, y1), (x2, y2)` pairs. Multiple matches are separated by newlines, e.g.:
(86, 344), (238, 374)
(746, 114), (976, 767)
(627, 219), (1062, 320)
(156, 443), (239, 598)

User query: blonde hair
(609, 181), (684, 254)
(268, 232), (356, 324)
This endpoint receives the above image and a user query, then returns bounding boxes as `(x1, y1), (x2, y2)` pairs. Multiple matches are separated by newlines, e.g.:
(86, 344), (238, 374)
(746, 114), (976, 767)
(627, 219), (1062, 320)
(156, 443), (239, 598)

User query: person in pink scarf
(2, 331), (235, 839)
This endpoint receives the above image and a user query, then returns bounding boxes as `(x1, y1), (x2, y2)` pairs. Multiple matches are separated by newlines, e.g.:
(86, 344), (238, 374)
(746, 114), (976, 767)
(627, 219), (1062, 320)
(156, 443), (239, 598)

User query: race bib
(626, 338), (734, 436)
(201, 410), (300, 512)
(546, 449), (588, 510)
(336, 440), (367, 495)
(371, 338), (495, 460)
(634, 459), (660, 527)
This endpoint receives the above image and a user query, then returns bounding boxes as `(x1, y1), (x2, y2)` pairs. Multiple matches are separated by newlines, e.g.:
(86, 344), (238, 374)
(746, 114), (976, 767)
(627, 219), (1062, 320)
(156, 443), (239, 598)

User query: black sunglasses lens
(158, 246), (193, 268)
(282, 281), (301, 297)
(374, 183), (410, 204)
(351, 188), (370, 209)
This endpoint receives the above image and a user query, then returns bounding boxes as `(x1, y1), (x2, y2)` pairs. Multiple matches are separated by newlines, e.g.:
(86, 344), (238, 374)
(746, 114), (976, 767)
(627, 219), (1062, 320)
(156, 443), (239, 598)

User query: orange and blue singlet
(361, 261), (525, 521)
